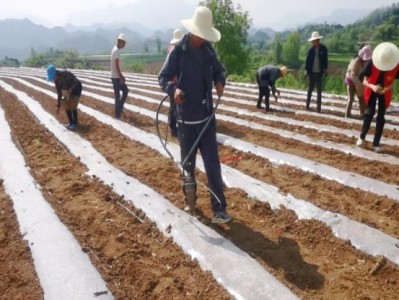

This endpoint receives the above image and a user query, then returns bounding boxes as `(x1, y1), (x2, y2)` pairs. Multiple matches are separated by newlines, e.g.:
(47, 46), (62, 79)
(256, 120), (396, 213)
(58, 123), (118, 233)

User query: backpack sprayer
(155, 93), (222, 214)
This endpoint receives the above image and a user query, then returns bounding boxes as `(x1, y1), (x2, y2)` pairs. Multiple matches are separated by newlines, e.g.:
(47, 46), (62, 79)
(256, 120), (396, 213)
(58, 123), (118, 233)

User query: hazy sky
(0, 0), (397, 30)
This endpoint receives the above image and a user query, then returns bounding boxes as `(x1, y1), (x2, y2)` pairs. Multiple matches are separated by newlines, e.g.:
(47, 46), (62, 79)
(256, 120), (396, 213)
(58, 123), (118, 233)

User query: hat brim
(308, 36), (322, 42)
(170, 38), (181, 44)
(372, 42), (399, 71)
(181, 19), (221, 42)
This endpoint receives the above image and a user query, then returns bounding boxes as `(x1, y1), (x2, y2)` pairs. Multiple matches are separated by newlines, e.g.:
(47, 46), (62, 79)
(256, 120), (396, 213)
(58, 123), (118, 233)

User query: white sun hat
(181, 6), (221, 42)
(118, 33), (126, 42)
(372, 42), (399, 71)
(170, 29), (183, 44)
(308, 31), (323, 42)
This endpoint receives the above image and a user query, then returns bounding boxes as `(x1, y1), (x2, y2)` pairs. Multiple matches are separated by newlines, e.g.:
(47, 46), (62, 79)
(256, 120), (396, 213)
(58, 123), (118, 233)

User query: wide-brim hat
(358, 45), (372, 61)
(181, 6), (221, 43)
(47, 65), (56, 82)
(118, 33), (126, 42)
(372, 42), (399, 71)
(170, 29), (183, 44)
(308, 31), (323, 42)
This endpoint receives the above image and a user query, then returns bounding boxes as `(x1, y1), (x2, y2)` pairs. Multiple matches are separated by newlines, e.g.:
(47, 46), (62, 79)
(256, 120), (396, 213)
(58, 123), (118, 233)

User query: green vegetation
(0, 56), (19, 67)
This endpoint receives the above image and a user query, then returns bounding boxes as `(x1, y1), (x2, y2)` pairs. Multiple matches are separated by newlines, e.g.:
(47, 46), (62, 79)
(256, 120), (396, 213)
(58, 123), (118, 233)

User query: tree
(156, 37), (162, 54)
(281, 32), (300, 67)
(273, 33), (283, 64)
(203, 0), (252, 75)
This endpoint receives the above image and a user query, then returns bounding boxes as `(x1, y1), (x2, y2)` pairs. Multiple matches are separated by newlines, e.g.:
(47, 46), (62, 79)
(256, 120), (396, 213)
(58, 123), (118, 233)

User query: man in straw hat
(344, 45), (372, 118)
(158, 6), (232, 224)
(304, 31), (328, 113)
(255, 65), (288, 111)
(166, 29), (183, 137)
(111, 33), (129, 120)
(356, 42), (399, 153)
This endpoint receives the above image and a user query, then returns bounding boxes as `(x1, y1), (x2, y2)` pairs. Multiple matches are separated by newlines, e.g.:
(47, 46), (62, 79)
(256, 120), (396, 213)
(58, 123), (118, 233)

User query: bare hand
(119, 77), (126, 85)
(174, 88), (184, 105)
(215, 82), (224, 97)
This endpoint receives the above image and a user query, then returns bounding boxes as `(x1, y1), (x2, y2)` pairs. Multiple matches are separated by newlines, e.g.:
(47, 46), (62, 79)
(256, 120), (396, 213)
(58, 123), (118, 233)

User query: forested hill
(298, 3), (399, 53)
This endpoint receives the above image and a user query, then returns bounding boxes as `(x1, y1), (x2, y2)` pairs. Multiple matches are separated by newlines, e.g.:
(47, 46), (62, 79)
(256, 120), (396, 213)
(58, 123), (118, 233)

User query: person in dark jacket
(305, 31), (328, 113)
(158, 6), (232, 224)
(166, 29), (183, 137)
(256, 65), (288, 111)
(47, 65), (82, 130)
(356, 42), (399, 153)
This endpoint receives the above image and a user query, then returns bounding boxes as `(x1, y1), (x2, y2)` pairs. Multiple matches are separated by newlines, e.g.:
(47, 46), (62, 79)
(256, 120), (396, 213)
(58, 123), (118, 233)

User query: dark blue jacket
(305, 44), (328, 75)
(158, 34), (225, 123)
(257, 65), (281, 95)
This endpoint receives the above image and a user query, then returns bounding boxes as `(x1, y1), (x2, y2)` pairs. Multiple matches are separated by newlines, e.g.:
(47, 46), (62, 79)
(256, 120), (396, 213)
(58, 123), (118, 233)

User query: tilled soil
(0, 71), (398, 300)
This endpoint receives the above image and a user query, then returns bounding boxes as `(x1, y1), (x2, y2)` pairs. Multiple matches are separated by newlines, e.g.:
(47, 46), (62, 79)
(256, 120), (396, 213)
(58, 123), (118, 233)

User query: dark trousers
(168, 96), (177, 132)
(111, 78), (129, 118)
(306, 72), (323, 112)
(178, 118), (226, 212)
(256, 73), (271, 110)
(360, 94), (386, 147)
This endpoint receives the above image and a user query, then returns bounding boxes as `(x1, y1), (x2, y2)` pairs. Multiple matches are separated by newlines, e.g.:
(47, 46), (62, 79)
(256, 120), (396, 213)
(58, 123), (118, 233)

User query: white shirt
(111, 45), (122, 78)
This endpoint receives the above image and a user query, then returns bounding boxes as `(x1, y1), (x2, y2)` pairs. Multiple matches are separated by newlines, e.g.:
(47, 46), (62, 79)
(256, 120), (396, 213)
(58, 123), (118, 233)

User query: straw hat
(308, 31), (323, 42)
(280, 66), (288, 77)
(118, 33), (126, 42)
(372, 42), (399, 71)
(358, 45), (372, 61)
(181, 6), (221, 42)
(170, 29), (183, 44)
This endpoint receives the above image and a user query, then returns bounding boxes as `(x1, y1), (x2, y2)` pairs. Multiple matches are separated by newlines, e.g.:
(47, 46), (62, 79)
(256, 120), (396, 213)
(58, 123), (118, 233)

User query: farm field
(0, 67), (399, 299)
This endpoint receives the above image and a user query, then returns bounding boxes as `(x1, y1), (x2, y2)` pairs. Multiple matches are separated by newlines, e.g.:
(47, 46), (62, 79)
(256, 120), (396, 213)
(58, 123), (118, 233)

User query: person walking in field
(47, 65), (82, 130)
(158, 6), (232, 224)
(305, 31), (328, 113)
(111, 33), (129, 120)
(356, 42), (399, 153)
(166, 29), (183, 137)
(255, 65), (288, 111)
(344, 45), (372, 118)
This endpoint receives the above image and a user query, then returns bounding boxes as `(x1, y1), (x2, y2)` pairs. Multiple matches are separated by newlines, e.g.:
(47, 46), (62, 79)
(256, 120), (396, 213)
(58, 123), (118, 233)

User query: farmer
(356, 42), (399, 153)
(305, 31), (328, 113)
(158, 6), (232, 224)
(255, 65), (288, 111)
(111, 33), (129, 120)
(166, 29), (183, 137)
(344, 45), (372, 118)
(47, 65), (82, 130)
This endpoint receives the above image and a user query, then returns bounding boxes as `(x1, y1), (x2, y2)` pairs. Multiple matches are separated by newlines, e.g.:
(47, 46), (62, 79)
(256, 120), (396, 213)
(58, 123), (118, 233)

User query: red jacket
(364, 63), (399, 108)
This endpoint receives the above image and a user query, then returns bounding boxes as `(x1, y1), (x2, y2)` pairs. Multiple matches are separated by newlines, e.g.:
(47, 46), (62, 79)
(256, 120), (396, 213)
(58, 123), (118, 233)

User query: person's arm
(209, 45), (225, 97)
(158, 47), (181, 103)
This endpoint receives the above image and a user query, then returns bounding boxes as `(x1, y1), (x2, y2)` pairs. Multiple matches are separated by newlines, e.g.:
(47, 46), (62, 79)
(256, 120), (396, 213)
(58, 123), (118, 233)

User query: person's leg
(198, 120), (227, 213)
(256, 73), (263, 108)
(178, 122), (198, 207)
(345, 84), (355, 118)
(373, 95), (386, 147)
(316, 73), (322, 113)
(111, 78), (121, 118)
(265, 86), (271, 111)
(358, 95), (366, 117)
(306, 74), (315, 109)
(360, 95), (377, 141)
(119, 84), (129, 117)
